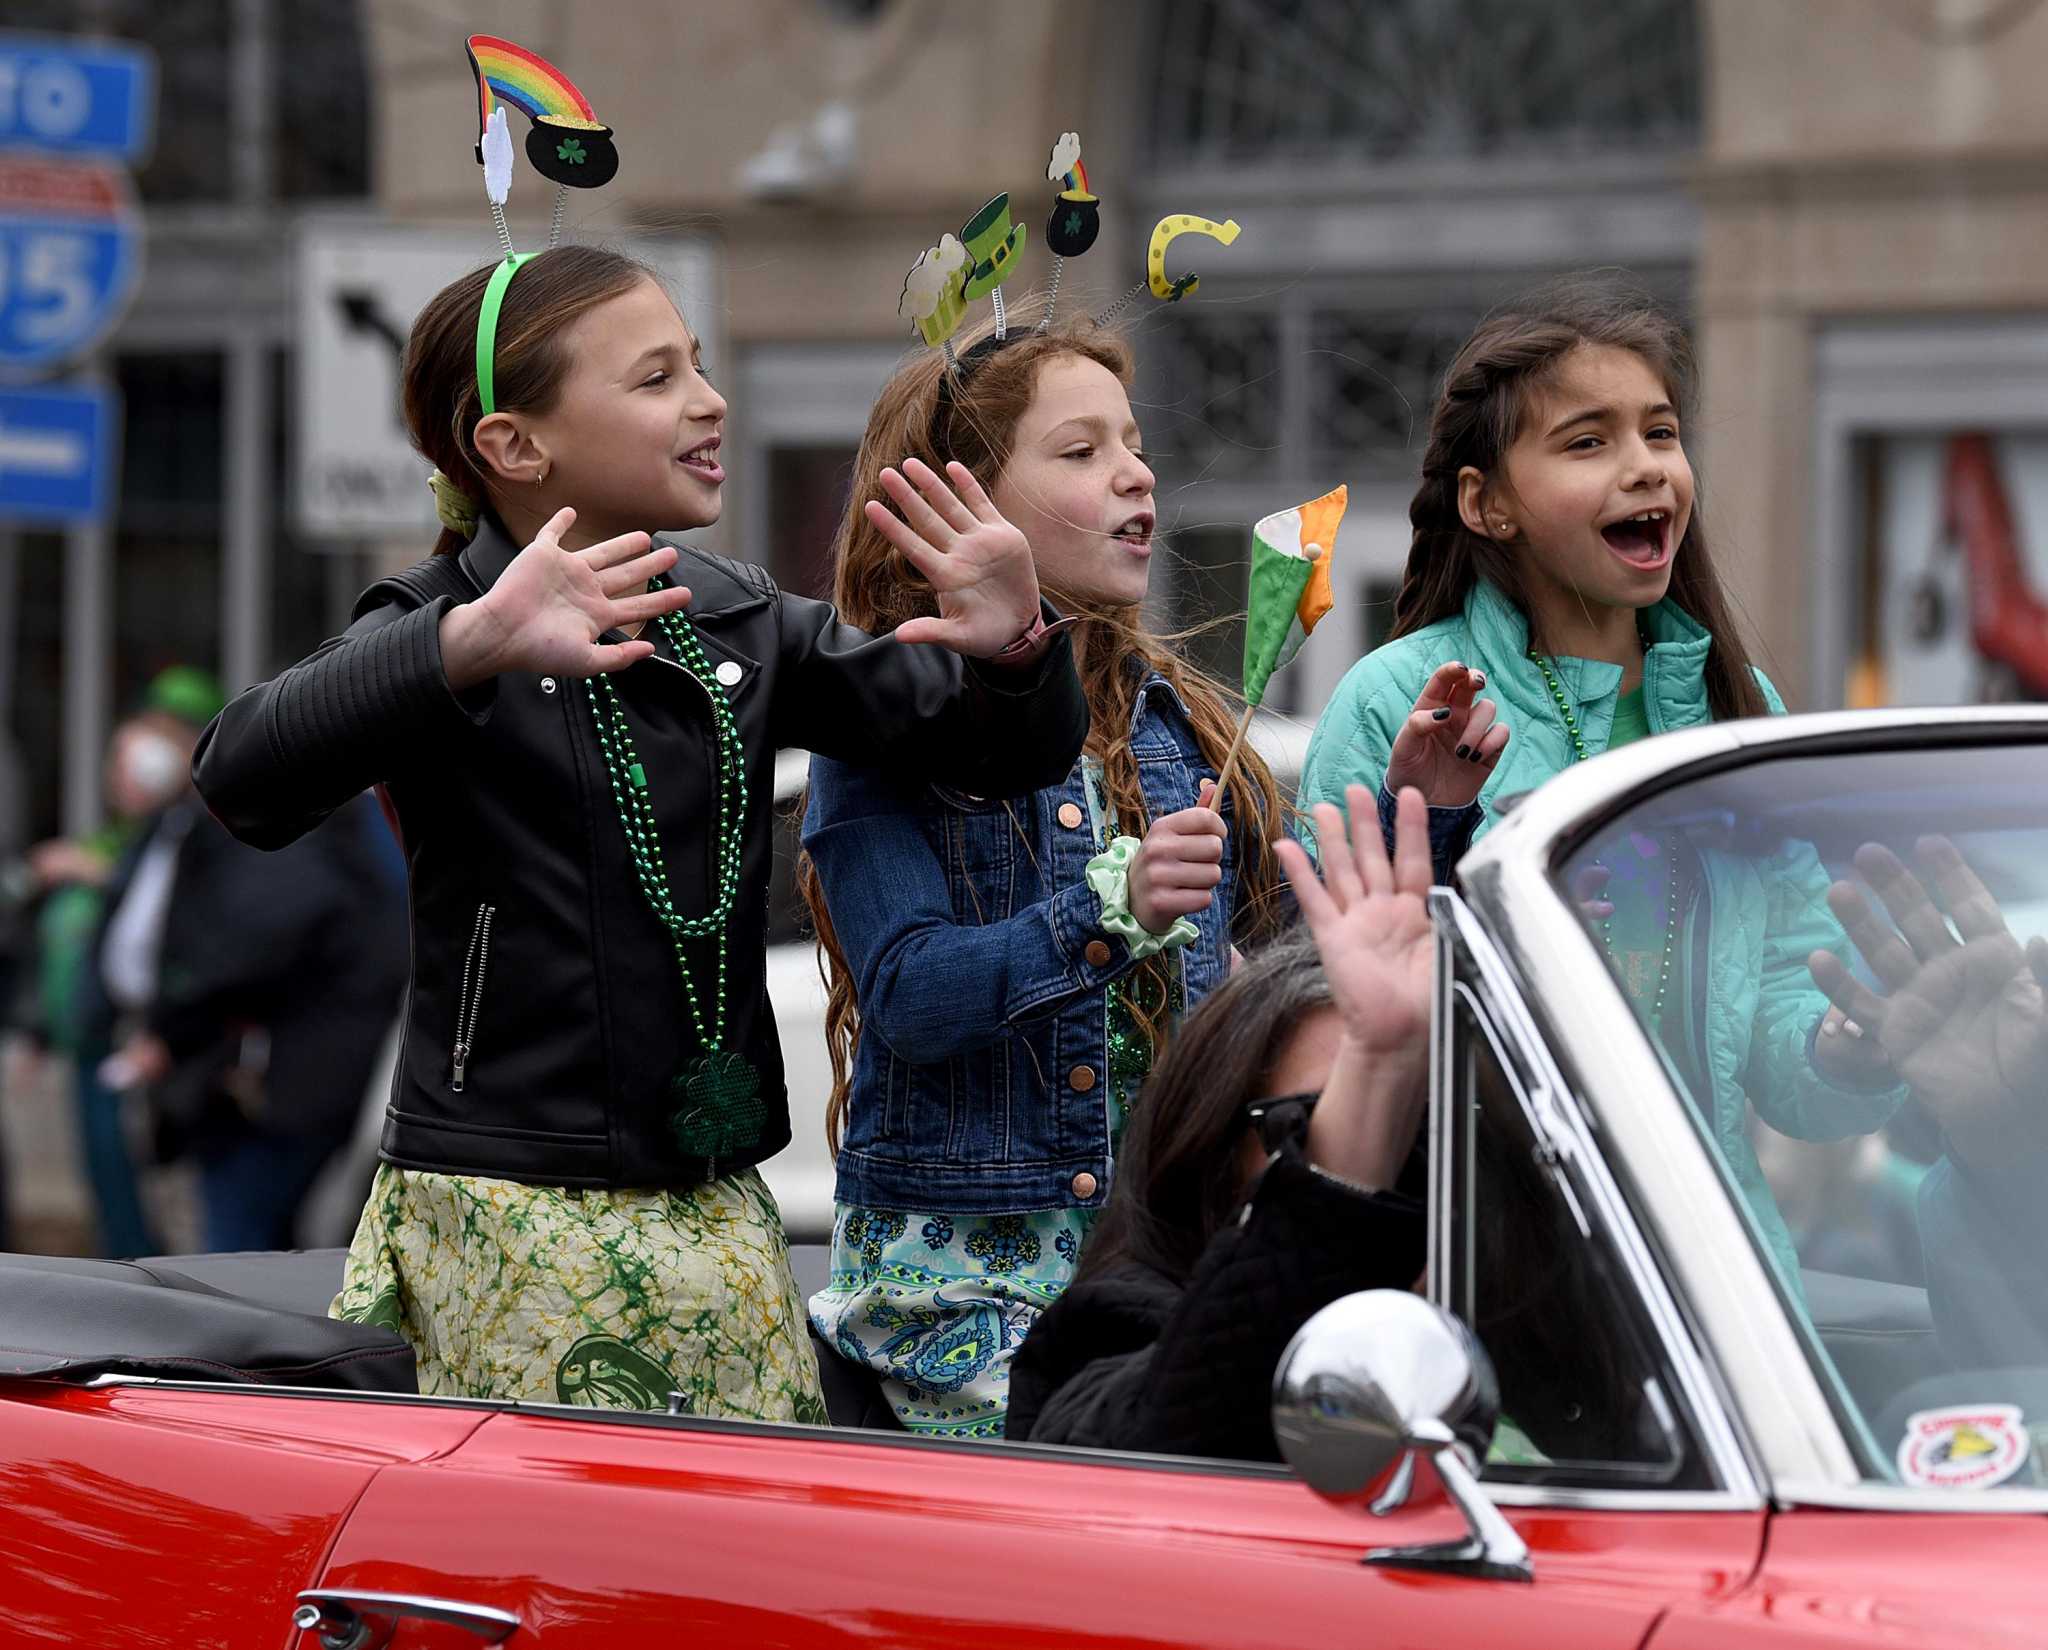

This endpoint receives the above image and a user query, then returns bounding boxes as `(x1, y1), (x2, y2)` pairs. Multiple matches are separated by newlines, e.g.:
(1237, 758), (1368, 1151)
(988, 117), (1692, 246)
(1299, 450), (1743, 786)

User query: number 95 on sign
(0, 159), (141, 375)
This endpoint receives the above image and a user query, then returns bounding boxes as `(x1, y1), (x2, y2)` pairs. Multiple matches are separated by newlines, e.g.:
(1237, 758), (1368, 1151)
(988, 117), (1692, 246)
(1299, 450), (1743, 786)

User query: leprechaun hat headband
(465, 34), (621, 416)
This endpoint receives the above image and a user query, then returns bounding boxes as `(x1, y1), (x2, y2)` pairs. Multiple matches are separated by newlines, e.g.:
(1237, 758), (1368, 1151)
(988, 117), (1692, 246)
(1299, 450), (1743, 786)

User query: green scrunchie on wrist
(1086, 835), (1200, 961)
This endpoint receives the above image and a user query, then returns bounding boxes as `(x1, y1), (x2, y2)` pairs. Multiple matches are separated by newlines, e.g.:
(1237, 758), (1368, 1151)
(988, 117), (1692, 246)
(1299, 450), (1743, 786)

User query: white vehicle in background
(756, 713), (1315, 1238)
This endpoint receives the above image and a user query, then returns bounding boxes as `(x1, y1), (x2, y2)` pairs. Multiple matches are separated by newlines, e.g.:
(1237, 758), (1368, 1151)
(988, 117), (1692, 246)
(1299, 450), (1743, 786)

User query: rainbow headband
(464, 35), (621, 416)
(467, 34), (598, 137)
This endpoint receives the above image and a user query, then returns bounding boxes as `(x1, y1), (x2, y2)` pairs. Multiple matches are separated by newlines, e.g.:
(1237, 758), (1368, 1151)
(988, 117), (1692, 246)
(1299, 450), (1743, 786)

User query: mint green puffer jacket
(1300, 579), (1900, 1285)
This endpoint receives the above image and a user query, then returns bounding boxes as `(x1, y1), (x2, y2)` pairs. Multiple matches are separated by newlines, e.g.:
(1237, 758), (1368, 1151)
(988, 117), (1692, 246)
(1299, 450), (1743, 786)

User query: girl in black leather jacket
(194, 244), (1086, 1420)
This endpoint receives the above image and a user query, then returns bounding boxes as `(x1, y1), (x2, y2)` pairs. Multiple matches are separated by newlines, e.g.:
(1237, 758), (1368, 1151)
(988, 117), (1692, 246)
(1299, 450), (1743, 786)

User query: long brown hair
(801, 306), (1291, 1153)
(1395, 275), (1766, 721)
(403, 245), (656, 556)
(1077, 933), (1332, 1284)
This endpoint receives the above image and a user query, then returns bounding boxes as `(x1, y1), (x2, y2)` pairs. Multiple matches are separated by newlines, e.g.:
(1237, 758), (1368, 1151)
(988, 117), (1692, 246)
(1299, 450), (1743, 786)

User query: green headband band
(475, 250), (531, 416)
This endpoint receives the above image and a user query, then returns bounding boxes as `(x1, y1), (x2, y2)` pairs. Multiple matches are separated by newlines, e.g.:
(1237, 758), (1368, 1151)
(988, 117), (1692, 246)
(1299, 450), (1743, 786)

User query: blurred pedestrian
(93, 667), (407, 1252)
(16, 693), (177, 1256)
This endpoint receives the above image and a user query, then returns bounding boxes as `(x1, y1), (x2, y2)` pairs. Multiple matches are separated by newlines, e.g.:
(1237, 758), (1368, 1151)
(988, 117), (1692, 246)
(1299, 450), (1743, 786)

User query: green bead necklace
(1525, 642), (1678, 1030)
(585, 604), (759, 1171)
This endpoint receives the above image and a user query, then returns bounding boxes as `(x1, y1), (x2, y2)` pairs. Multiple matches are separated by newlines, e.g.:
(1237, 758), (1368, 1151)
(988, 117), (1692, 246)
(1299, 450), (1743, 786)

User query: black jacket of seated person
(191, 518), (1087, 1193)
(1006, 1142), (1424, 1460)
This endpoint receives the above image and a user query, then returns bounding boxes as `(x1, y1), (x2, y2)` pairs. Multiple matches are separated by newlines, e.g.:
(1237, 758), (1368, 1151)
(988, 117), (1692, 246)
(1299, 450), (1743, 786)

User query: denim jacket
(803, 674), (1252, 1215)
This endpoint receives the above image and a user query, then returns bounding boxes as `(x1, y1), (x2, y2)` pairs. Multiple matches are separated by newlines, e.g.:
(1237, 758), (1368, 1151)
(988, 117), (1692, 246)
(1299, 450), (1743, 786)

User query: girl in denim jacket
(798, 313), (1293, 1437)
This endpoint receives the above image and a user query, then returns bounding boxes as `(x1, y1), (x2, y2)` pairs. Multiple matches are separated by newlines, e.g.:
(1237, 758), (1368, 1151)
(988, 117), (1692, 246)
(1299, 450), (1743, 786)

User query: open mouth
(1599, 508), (1673, 568)
(1111, 511), (1155, 553)
(678, 436), (724, 483)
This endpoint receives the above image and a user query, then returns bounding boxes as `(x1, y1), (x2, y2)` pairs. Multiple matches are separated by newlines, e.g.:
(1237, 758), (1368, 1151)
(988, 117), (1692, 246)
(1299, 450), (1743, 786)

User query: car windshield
(1551, 734), (2048, 1492)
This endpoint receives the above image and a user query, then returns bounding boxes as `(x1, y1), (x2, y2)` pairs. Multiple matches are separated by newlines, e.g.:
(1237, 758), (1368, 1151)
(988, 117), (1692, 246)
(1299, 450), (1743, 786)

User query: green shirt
(1606, 683), (1652, 749)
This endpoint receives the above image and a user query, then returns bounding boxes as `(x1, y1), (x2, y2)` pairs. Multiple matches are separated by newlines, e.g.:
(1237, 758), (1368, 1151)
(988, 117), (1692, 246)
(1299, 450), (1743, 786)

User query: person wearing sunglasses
(1006, 785), (1432, 1461)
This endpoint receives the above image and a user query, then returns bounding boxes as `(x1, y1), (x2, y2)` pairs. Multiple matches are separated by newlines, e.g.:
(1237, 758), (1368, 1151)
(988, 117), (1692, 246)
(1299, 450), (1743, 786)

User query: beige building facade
(356, 0), (2048, 718)
(361, 0), (1705, 721)
(1697, 0), (2048, 709)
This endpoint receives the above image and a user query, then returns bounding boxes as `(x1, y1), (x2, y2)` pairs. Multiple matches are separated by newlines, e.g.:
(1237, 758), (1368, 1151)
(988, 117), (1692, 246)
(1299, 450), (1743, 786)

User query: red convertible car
(4, 706), (2045, 1648)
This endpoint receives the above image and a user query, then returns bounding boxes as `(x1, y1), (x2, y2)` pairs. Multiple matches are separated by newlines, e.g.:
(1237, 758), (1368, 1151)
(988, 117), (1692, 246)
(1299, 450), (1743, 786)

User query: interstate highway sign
(0, 381), (115, 524)
(0, 34), (155, 163)
(0, 157), (142, 375)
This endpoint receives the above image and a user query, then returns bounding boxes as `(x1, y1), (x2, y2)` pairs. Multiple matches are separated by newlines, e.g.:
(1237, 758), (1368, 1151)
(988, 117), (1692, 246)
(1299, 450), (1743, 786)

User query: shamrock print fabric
(334, 1163), (825, 1422)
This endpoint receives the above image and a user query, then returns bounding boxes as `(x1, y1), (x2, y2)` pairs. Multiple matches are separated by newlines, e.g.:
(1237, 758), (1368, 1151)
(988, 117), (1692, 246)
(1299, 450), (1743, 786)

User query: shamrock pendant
(669, 1050), (765, 1162)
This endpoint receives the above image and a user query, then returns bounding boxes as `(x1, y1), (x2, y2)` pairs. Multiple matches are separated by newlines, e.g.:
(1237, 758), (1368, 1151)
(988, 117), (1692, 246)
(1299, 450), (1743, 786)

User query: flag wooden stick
(1211, 703), (1256, 804)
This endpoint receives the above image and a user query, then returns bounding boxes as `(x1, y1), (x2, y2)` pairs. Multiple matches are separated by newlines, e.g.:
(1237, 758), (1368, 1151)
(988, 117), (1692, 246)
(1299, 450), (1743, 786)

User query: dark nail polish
(1454, 744), (1470, 759)
(1471, 672), (1486, 688)
(1468, 749), (1486, 762)
(1432, 707), (1452, 721)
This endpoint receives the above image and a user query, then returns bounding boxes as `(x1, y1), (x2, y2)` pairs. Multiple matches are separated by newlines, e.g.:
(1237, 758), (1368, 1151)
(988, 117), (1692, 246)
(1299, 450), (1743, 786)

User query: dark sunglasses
(1242, 1091), (1320, 1154)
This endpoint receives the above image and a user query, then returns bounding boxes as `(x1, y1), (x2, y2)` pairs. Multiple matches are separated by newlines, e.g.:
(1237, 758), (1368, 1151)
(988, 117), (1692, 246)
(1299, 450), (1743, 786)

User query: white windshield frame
(1456, 706), (2048, 1509)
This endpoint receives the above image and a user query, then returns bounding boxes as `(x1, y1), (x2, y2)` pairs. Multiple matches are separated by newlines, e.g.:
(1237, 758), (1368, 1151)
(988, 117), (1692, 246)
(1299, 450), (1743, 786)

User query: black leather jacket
(192, 520), (1087, 1191)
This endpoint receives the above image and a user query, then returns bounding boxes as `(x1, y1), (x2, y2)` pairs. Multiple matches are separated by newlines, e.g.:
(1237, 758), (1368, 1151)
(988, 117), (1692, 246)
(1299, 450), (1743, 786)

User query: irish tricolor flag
(1241, 484), (1346, 707)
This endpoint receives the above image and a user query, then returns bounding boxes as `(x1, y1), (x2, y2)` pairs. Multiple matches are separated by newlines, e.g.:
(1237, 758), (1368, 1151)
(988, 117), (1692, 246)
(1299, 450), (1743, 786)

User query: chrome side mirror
(1272, 1290), (1532, 1582)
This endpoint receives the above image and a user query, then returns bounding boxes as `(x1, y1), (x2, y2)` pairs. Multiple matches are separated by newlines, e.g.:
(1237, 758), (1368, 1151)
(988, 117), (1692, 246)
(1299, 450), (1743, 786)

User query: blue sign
(0, 35), (155, 163)
(0, 381), (114, 524)
(0, 158), (141, 374)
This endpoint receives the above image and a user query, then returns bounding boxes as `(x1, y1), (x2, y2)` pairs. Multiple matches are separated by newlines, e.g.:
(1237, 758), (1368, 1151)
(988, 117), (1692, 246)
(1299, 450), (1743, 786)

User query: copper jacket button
(1068, 1064), (1097, 1092)
(1072, 1171), (1099, 1200)
(1058, 801), (1085, 829)
(1084, 939), (1112, 967)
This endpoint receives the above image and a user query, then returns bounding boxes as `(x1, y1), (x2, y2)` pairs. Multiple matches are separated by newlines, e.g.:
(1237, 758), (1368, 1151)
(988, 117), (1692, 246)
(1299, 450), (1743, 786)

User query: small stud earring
(536, 463), (549, 486)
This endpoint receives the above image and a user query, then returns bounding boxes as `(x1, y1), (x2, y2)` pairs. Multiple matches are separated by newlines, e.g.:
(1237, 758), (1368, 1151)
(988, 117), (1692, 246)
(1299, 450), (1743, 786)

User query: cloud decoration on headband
(481, 106), (515, 205)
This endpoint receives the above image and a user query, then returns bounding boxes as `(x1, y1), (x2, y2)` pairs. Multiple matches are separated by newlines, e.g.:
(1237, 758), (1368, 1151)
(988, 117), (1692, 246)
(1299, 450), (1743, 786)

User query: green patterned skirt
(332, 1163), (825, 1422)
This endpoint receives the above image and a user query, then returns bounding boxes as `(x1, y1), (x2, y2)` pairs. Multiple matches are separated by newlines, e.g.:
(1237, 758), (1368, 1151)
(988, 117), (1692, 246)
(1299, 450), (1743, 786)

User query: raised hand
(865, 458), (1044, 659)
(1275, 783), (1433, 1061)
(1130, 779), (1226, 934)
(1808, 836), (2048, 1176)
(1385, 661), (1509, 808)
(441, 508), (694, 691)
(1274, 783), (1434, 1189)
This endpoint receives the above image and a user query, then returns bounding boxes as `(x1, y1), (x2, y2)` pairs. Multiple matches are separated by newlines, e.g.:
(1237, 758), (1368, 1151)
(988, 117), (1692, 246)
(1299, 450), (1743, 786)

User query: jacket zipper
(451, 902), (497, 1091)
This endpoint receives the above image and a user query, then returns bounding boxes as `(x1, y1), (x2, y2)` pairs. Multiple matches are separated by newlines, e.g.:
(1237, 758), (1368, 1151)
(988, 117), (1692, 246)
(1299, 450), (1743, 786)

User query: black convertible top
(0, 1251), (413, 1392)
(0, 1246), (840, 1401)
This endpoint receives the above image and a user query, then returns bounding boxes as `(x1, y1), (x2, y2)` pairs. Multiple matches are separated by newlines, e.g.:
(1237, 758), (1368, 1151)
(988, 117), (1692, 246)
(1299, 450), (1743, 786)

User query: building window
(1152, 0), (1700, 165)
(766, 447), (858, 601)
(1147, 309), (1284, 484)
(1306, 308), (1476, 483)
(7, 0), (369, 203)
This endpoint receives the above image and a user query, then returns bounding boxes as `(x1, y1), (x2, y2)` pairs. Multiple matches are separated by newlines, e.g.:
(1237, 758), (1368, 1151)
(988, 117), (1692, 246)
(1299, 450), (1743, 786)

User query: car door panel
(1648, 1511), (2047, 1650)
(0, 1386), (486, 1650)
(317, 1413), (1765, 1647)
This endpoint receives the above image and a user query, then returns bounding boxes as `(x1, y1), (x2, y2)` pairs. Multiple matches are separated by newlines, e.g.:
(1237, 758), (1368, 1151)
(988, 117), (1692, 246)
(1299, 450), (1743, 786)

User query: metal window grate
(1152, 0), (1701, 165)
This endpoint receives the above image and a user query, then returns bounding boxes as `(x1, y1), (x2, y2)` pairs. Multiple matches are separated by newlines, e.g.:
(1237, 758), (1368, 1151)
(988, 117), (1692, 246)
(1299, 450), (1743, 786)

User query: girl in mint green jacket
(1299, 278), (1899, 1285)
